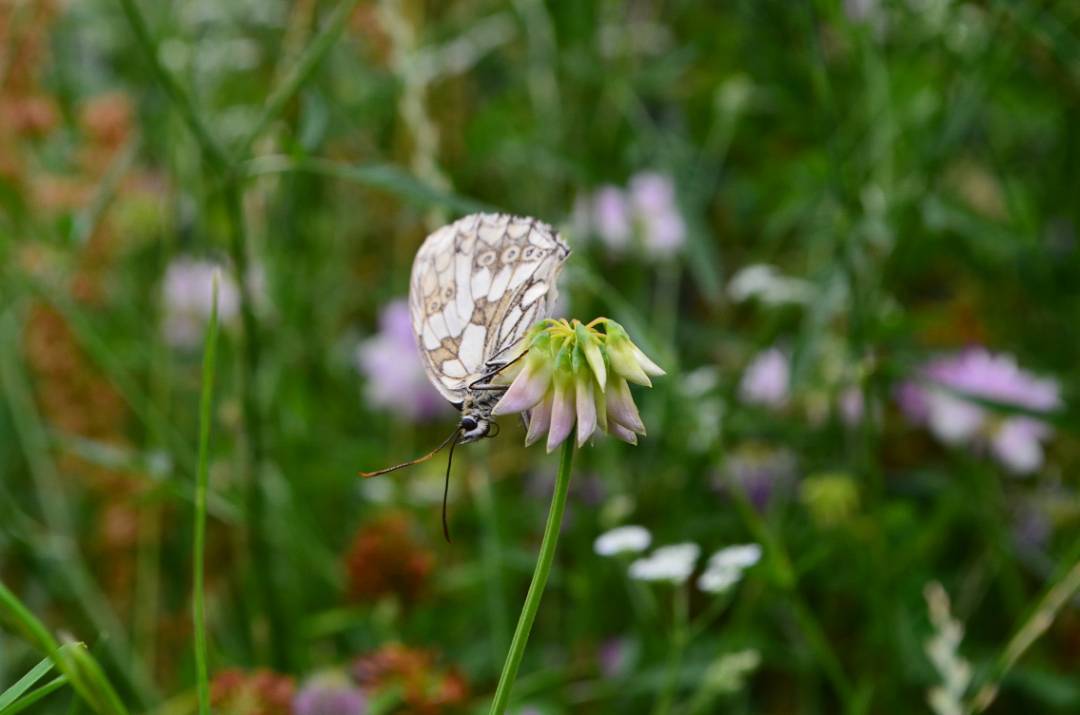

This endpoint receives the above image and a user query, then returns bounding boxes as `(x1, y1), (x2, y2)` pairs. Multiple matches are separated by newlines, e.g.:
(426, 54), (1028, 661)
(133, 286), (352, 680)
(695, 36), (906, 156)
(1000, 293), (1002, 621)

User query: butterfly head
(458, 414), (490, 443)
(458, 388), (503, 444)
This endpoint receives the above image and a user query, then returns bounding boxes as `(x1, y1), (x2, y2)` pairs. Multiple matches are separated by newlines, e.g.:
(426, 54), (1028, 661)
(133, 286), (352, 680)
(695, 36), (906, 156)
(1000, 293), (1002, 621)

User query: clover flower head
(628, 543), (700, 584)
(162, 258), (240, 348)
(492, 318), (664, 452)
(593, 525), (652, 557)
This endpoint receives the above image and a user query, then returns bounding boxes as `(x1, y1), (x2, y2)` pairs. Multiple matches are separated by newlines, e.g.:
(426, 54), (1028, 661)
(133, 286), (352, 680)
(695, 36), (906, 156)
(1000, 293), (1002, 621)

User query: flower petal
(492, 361), (552, 415)
(547, 378), (576, 452)
(631, 344), (665, 376)
(525, 395), (553, 447)
(576, 374), (597, 447)
(610, 345), (652, 387)
(593, 379), (608, 433)
(605, 327), (653, 387)
(607, 377), (646, 435)
(608, 421), (638, 445)
(576, 322), (607, 390)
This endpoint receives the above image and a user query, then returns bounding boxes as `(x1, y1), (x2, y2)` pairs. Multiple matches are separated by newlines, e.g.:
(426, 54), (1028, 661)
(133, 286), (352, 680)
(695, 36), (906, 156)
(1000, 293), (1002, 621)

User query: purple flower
(592, 186), (632, 251)
(714, 445), (797, 511)
(161, 258), (241, 348)
(629, 172), (685, 257)
(574, 171), (686, 258)
(739, 348), (790, 409)
(598, 638), (632, 679)
(294, 677), (366, 715)
(355, 300), (448, 421)
(839, 387), (864, 427)
(898, 348), (1061, 474)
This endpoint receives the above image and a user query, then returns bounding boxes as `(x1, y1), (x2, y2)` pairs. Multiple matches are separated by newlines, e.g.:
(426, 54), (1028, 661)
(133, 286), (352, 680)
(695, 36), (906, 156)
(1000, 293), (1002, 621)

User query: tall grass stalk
(969, 551), (1080, 712)
(192, 277), (221, 715)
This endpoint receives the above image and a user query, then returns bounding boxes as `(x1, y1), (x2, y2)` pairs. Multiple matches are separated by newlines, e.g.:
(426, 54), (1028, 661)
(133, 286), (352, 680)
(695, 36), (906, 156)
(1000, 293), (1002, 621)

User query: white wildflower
(594, 525), (653, 557)
(924, 582), (972, 715)
(707, 543), (763, 571)
(629, 543), (700, 584)
(727, 264), (816, 306)
(697, 543), (762, 594)
(697, 567), (742, 594)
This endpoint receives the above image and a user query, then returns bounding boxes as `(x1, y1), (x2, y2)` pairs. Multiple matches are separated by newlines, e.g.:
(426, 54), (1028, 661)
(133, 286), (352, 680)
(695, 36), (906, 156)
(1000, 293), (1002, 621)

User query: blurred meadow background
(3, 0), (1080, 713)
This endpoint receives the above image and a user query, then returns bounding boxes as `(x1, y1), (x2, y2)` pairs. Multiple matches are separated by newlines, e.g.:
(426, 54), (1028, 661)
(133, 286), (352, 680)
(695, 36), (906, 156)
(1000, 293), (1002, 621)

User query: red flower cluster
(344, 513), (435, 605)
(352, 644), (470, 714)
(210, 669), (295, 715)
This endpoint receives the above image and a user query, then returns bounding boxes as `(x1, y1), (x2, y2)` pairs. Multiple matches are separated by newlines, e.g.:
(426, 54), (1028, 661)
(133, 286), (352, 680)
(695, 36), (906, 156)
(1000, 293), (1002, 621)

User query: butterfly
(361, 213), (570, 539)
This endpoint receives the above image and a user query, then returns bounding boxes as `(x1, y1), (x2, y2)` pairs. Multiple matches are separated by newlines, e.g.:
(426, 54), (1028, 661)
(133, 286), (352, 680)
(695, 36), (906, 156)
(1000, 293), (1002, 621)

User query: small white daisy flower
(697, 567), (742, 594)
(629, 543), (700, 584)
(697, 543), (762, 594)
(594, 525), (652, 557)
(707, 543), (763, 571)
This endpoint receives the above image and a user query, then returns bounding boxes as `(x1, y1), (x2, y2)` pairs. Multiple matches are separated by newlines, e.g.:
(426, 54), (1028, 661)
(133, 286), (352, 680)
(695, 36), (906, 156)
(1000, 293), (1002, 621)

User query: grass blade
(1, 675), (68, 715)
(244, 156), (493, 214)
(0, 584), (128, 715)
(235, 0), (364, 157)
(0, 657), (54, 711)
(193, 275), (221, 715)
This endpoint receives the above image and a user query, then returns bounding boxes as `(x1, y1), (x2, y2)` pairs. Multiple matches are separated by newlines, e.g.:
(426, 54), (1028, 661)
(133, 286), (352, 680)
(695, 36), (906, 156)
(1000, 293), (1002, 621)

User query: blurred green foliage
(2, 0), (1080, 713)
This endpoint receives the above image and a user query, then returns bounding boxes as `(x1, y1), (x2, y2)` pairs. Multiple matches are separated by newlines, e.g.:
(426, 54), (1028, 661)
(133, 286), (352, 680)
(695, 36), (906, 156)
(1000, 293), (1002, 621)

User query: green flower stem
(489, 439), (575, 715)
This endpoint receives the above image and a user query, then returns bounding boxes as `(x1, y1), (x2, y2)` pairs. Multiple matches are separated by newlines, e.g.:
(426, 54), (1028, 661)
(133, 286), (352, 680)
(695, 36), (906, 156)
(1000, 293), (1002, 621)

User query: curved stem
(489, 439), (575, 715)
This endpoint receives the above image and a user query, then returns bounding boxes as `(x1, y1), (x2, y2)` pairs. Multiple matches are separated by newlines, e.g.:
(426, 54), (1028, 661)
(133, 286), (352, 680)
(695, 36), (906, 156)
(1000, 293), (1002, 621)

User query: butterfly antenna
(442, 431), (462, 543)
(358, 427), (461, 478)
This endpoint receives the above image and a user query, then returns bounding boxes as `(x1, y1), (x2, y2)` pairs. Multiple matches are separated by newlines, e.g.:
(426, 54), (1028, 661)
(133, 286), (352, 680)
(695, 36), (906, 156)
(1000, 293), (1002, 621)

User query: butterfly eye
(502, 246), (520, 262)
(478, 251), (497, 267)
(461, 417), (478, 431)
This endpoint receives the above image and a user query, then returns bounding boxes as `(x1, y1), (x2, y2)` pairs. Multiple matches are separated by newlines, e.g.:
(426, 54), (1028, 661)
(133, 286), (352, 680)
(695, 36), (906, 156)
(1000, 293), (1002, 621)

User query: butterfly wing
(409, 213), (570, 406)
